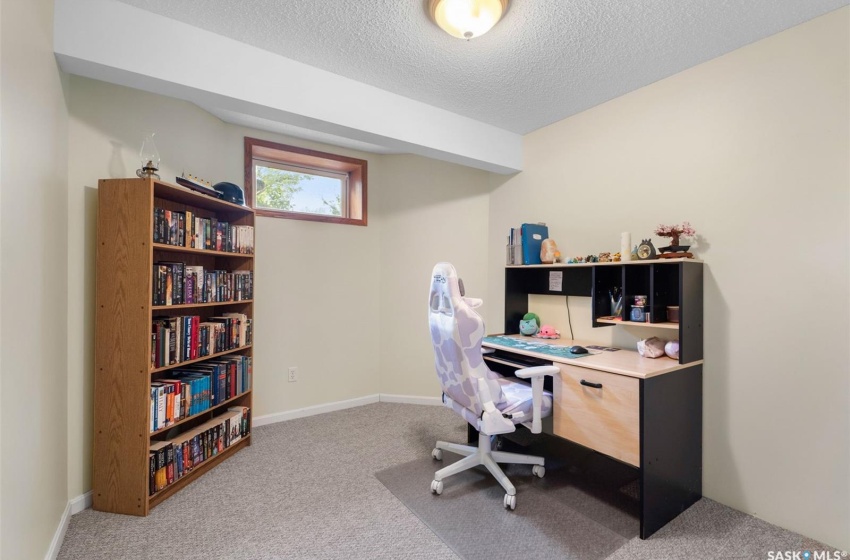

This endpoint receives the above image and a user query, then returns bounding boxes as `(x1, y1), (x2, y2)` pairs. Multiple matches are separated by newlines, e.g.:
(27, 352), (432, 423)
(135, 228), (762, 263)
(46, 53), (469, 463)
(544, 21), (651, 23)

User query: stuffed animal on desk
(519, 312), (540, 336)
(533, 325), (560, 339)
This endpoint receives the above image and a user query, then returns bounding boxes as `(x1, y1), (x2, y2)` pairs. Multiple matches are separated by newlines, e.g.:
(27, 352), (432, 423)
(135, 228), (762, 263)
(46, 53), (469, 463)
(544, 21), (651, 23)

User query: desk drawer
(553, 364), (640, 467)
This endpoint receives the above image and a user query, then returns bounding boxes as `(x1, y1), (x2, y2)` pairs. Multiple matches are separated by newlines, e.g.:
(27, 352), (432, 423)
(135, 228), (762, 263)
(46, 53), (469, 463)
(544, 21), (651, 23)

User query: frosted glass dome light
(429, 0), (510, 40)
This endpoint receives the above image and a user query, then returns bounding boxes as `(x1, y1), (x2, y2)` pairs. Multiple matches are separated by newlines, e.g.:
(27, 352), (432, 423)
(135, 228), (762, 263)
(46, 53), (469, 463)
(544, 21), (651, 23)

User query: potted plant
(654, 222), (696, 253)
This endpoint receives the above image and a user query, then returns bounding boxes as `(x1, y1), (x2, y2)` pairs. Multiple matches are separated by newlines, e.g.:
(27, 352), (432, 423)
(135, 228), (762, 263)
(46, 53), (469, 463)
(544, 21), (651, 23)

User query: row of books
(153, 262), (253, 306)
(151, 313), (252, 369)
(153, 207), (254, 254)
(150, 355), (252, 432)
(149, 406), (251, 496)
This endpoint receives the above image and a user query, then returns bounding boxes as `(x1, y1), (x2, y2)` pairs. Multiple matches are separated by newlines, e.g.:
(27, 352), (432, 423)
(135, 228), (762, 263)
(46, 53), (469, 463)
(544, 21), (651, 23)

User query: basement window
(244, 137), (367, 226)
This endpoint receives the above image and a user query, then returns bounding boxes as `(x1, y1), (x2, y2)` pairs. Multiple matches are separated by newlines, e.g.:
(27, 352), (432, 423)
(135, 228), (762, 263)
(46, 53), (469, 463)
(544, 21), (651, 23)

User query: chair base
(431, 433), (545, 509)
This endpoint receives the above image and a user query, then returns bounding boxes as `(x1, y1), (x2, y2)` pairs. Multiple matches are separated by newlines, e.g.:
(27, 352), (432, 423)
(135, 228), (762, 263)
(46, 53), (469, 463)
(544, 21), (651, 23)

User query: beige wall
(489, 8), (850, 550)
(0, 0), (70, 558)
(67, 76), (385, 499)
(377, 155), (491, 397)
(66, 77), (493, 499)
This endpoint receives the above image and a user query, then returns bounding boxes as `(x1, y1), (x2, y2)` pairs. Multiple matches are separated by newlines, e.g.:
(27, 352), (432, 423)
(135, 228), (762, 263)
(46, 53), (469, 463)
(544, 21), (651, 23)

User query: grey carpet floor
(59, 402), (838, 560)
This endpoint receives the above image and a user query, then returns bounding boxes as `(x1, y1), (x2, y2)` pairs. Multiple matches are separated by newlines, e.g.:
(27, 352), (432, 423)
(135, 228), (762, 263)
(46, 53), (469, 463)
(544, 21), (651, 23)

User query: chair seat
(495, 377), (553, 421)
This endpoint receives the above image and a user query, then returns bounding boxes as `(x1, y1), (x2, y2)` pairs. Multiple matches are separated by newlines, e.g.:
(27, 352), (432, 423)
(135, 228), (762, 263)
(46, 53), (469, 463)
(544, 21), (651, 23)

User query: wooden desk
(483, 335), (702, 539)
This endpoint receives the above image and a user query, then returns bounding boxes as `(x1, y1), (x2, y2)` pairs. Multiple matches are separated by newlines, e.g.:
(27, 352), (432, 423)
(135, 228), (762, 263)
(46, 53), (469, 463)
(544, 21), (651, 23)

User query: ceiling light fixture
(428, 0), (510, 40)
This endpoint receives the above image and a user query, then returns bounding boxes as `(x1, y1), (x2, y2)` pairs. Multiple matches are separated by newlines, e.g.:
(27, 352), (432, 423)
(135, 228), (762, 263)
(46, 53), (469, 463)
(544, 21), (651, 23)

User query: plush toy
(664, 340), (680, 359)
(519, 312), (540, 336)
(637, 337), (666, 358)
(533, 325), (560, 339)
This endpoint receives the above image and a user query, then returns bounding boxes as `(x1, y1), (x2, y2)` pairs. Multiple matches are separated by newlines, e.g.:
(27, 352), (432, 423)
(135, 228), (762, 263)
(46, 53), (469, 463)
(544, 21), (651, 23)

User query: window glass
(254, 164), (346, 217)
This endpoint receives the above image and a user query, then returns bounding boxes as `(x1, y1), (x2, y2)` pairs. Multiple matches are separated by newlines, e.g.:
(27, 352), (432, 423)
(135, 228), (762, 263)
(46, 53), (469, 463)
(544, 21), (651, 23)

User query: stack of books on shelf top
(151, 354), (252, 432)
(506, 223), (549, 265)
(149, 405), (250, 497)
(151, 313), (251, 369)
(153, 262), (253, 306)
(154, 206), (254, 254)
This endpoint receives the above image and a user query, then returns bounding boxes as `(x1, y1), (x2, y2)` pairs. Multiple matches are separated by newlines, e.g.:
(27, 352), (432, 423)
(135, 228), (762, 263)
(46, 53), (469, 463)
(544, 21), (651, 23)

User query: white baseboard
(252, 393), (442, 427)
(379, 394), (443, 406)
(45, 501), (71, 560)
(70, 492), (92, 515)
(253, 394), (380, 427)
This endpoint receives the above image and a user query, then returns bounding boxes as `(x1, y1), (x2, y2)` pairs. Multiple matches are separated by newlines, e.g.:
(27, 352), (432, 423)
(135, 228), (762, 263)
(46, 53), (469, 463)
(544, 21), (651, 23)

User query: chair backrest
(429, 263), (504, 417)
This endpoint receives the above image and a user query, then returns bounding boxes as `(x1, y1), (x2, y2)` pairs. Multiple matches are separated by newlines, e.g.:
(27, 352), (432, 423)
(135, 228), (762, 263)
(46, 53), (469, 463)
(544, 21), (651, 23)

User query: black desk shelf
(504, 259), (703, 364)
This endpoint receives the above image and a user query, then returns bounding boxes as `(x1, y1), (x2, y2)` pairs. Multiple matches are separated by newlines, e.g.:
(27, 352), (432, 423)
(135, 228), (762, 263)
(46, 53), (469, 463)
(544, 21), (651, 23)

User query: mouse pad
(483, 336), (596, 359)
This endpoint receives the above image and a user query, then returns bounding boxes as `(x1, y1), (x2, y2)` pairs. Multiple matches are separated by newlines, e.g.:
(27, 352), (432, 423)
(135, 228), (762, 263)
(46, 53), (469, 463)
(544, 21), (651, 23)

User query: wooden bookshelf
(93, 177), (255, 516)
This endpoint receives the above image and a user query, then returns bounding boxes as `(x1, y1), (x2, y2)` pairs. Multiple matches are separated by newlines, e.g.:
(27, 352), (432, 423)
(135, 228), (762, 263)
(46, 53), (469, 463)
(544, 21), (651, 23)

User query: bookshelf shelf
(152, 300), (253, 311)
(150, 390), (252, 436)
(153, 243), (255, 258)
(150, 345), (253, 374)
(94, 177), (255, 516)
(148, 435), (252, 509)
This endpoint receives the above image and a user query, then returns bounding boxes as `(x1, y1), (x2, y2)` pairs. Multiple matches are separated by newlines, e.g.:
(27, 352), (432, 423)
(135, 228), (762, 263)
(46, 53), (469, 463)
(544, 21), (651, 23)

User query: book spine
(156, 446), (167, 492)
(149, 452), (156, 496)
(165, 444), (174, 486)
(156, 386), (165, 430)
(185, 210), (193, 248)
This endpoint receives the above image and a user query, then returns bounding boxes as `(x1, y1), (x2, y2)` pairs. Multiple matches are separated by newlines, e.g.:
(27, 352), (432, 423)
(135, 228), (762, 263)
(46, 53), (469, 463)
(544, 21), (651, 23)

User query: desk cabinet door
(553, 364), (640, 467)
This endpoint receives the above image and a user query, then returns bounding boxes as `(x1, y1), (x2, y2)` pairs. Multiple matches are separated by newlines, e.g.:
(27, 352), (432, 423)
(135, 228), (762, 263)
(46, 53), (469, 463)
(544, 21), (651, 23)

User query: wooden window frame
(244, 137), (367, 226)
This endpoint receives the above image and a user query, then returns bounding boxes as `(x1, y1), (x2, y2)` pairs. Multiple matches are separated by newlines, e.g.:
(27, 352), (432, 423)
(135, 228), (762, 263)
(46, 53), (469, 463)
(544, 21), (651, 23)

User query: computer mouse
(569, 346), (589, 354)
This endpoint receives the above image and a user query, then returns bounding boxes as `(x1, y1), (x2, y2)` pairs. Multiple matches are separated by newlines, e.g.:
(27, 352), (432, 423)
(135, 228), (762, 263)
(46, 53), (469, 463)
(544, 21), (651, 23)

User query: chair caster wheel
(431, 480), (443, 495)
(532, 465), (545, 478)
(503, 493), (516, 510)
(432, 448), (443, 461)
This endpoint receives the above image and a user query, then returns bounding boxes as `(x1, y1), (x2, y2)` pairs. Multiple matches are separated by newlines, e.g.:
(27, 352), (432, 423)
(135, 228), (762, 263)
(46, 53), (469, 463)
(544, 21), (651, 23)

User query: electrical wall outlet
(288, 367), (297, 382)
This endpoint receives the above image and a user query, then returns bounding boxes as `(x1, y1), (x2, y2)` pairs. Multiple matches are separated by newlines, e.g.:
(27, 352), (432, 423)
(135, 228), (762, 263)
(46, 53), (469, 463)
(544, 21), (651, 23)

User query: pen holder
(506, 244), (521, 265)
(610, 295), (623, 319)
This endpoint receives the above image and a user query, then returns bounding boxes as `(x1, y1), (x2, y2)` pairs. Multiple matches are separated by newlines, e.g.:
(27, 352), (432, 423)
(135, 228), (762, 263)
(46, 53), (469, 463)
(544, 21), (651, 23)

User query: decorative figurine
(631, 245), (639, 260)
(540, 238), (560, 264)
(664, 340), (680, 359)
(519, 312), (540, 336)
(533, 325), (560, 339)
(586, 255), (598, 263)
(136, 133), (161, 179)
(612, 252), (622, 262)
(598, 252), (611, 263)
(637, 337), (666, 358)
(654, 222), (696, 259)
(636, 239), (657, 260)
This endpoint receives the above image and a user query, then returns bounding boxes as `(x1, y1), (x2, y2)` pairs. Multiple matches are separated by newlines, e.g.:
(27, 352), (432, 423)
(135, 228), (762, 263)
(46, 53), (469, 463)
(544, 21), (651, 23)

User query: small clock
(637, 239), (657, 260)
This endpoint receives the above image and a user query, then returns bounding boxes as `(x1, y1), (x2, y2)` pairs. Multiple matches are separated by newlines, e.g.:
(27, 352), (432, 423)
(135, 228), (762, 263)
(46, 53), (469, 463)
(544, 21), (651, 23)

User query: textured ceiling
(116, 0), (847, 134)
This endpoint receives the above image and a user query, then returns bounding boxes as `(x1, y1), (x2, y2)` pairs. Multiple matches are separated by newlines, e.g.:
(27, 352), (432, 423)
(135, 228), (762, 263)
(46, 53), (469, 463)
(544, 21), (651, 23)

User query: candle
(621, 232), (631, 261)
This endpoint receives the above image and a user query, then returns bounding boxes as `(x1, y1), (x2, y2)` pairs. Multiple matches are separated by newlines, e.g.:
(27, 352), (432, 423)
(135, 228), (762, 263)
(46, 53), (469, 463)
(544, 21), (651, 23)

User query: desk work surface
(482, 334), (702, 379)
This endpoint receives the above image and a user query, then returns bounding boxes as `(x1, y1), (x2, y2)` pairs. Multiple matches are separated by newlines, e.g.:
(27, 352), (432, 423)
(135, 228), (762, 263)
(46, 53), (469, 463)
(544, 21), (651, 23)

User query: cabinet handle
(580, 380), (603, 389)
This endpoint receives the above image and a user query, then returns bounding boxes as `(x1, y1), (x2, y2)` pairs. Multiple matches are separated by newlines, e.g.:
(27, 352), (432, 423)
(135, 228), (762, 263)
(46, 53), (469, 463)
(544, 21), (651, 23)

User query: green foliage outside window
(255, 167), (308, 211)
